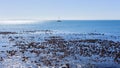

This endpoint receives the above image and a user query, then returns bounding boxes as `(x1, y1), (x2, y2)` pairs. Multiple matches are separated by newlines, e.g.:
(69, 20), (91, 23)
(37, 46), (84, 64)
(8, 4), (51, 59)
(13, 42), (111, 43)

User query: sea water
(0, 20), (120, 35)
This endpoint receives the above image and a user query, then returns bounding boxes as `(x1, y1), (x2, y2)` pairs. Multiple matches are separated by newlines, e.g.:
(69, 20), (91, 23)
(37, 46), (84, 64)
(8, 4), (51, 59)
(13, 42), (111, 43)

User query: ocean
(0, 20), (120, 35)
(0, 20), (120, 68)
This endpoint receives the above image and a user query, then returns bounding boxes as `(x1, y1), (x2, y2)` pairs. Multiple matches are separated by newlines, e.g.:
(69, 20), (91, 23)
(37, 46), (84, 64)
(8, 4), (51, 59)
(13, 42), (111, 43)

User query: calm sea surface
(0, 20), (120, 35)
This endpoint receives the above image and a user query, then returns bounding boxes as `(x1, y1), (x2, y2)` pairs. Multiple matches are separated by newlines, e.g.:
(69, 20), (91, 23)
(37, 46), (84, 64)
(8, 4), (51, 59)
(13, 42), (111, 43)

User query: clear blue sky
(0, 0), (120, 20)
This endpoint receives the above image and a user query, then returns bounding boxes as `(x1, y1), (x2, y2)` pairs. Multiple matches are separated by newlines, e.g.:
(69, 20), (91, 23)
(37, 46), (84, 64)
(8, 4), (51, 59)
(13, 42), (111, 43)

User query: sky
(0, 0), (120, 20)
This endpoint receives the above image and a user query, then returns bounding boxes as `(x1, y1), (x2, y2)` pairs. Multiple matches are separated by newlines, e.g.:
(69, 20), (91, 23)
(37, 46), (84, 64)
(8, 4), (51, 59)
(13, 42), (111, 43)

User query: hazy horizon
(0, 0), (120, 24)
(0, 0), (120, 21)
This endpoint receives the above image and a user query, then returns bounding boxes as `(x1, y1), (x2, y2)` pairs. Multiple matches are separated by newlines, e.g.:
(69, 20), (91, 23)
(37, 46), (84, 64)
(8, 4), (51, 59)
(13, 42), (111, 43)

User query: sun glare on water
(0, 20), (41, 24)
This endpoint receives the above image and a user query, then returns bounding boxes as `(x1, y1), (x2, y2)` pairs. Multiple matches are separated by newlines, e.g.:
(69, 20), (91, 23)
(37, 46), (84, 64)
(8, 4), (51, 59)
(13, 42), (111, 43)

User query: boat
(57, 17), (62, 22)
(57, 20), (62, 22)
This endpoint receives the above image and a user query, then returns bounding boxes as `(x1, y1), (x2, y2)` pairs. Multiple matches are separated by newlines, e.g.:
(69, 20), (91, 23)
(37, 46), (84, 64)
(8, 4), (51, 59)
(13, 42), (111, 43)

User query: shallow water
(0, 20), (120, 68)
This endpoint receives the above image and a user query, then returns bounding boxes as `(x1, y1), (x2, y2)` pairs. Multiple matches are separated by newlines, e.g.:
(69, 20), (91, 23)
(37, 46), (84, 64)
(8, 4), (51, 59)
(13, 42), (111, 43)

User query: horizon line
(0, 19), (120, 21)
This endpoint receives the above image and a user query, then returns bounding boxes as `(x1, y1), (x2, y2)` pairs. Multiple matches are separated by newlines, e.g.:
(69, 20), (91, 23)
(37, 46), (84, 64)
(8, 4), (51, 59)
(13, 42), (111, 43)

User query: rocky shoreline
(0, 30), (120, 68)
